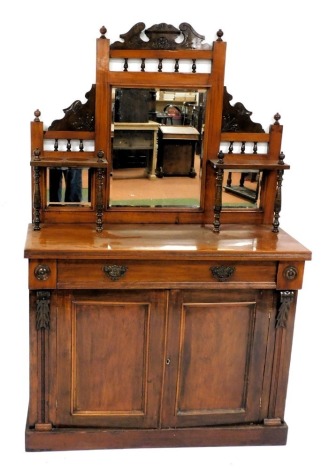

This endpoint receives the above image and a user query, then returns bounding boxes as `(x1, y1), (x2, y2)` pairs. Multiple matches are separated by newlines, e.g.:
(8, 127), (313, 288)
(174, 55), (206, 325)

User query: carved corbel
(36, 290), (50, 330)
(276, 290), (295, 328)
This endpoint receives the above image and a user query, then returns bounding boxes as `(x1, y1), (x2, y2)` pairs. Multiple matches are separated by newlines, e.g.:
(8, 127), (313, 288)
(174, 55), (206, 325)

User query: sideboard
(24, 22), (311, 451)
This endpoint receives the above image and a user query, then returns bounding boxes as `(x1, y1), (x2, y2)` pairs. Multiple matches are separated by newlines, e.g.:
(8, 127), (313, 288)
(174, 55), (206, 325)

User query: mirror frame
(93, 24), (226, 225)
(31, 24), (286, 231)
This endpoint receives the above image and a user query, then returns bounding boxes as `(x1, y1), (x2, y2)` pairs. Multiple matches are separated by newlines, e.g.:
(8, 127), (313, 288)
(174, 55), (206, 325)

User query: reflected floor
(111, 165), (201, 206)
(110, 161), (257, 208)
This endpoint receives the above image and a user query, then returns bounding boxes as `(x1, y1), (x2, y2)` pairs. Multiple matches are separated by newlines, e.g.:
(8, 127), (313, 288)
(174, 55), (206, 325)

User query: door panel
(162, 289), (274, 427)
(52, 290), (166, 428)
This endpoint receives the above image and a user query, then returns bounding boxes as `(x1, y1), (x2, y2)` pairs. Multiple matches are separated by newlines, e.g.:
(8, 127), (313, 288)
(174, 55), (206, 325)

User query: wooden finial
(216, 29), (224, 41)
(274, 113), (281, 124)
(34, 109), (41, 122)
(100, 26), (107, 38)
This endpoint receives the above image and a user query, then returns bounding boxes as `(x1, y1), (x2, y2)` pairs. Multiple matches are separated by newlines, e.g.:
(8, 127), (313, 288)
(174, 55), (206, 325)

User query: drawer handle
(103, 264), (128, 281)
(210, 265), (235, 282)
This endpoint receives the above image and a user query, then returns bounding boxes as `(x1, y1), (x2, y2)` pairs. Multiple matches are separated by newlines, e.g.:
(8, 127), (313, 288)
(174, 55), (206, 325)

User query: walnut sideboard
(25, 22), (311, 451)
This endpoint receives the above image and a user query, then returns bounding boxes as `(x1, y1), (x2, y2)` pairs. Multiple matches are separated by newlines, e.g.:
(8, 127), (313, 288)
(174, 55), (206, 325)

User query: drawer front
(113, 131), (153, 149)
(56, 260), (277, 288)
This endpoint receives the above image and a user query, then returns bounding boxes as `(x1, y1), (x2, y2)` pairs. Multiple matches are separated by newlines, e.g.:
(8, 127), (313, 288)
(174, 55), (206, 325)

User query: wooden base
(26, 423), (288, 452)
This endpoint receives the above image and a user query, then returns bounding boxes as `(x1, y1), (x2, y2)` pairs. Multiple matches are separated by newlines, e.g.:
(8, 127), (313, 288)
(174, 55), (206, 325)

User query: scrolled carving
(210, 265), (236, 282)
(48, 85), (96, 131)
(34, 264), (51, 281)
(103, 265), (128, 281)
(111, 22), (211, 50)
(221, 87), (265, 132)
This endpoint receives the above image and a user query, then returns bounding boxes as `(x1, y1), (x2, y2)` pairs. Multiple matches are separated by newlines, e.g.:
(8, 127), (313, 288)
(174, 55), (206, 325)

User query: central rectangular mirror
(109, 87), (205, 208)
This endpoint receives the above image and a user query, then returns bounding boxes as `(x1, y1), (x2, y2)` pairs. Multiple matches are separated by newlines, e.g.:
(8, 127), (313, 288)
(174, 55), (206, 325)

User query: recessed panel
(72, 300), (149, 415)
(176, 302), (255, 414)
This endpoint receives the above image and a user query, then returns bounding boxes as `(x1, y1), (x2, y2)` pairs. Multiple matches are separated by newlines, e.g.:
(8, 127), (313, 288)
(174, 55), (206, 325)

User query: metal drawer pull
(103, 264), (128, 281)
(210, 265), (235, 282)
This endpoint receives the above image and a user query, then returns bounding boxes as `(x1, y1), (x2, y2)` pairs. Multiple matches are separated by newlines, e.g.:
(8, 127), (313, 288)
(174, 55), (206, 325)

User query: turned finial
(216, 29), (224, 41)
(34, 109), (41, 122)
(33, 148), (41, 161)
(100, 26), (107, 38)
(274, 113), (281, 124)
(97, 149), (105, 162)
(217, 150), (224, 164)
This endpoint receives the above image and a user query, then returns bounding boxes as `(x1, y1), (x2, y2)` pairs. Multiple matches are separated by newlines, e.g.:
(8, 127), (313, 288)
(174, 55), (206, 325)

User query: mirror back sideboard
(25, 23), (311, 452)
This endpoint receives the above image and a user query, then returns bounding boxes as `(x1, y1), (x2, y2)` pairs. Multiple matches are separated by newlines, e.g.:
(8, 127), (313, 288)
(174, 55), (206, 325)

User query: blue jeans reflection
(49, 168), (82, 202)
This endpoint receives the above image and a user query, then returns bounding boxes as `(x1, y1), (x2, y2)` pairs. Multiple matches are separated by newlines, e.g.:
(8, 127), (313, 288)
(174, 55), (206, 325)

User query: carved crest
(111, 22), (211, 50)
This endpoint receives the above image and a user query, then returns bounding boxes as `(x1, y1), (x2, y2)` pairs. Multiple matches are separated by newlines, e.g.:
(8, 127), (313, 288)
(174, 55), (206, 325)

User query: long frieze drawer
(56, 260), (277, 288)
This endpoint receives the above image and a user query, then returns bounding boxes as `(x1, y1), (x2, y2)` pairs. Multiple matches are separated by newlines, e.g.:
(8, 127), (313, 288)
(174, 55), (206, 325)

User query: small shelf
(30, 155), (108, 168)
(210, 158), (290, 171)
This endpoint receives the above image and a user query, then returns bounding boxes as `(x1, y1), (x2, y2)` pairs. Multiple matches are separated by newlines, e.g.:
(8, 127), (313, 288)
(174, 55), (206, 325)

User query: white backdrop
(0, 1), (326, 468)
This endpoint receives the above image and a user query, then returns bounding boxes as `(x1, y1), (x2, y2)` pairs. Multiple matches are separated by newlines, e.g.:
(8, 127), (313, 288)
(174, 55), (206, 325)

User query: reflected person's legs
(49, 168), (63, 202)
(63, 168), (82, 202)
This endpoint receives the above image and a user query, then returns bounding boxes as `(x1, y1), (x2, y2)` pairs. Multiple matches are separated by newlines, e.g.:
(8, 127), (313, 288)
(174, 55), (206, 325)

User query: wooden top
(113, 121), (159, 130)
(159, 126), (200, 140)
(24, 224), (312, 262)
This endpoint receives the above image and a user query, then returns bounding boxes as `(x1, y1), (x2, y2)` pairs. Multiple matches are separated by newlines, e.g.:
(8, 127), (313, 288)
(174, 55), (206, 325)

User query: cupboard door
(162, 289), (276, 428)
(52, 290), (166, 428)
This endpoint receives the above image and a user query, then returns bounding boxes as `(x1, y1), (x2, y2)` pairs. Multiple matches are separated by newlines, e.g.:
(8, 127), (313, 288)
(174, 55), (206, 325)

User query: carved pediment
(110, 22), (211, 50)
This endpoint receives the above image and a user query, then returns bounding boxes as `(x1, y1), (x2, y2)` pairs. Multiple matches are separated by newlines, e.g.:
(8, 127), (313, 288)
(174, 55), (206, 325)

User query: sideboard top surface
(24, 223), (311, 262)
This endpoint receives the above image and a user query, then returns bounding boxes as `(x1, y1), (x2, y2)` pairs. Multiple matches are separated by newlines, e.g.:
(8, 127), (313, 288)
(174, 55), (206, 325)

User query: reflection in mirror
(222, 170), (262, 209)
(47, 167), (91, 206)
(110, 165), (202, 208)
(109, 88), (206, 208)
